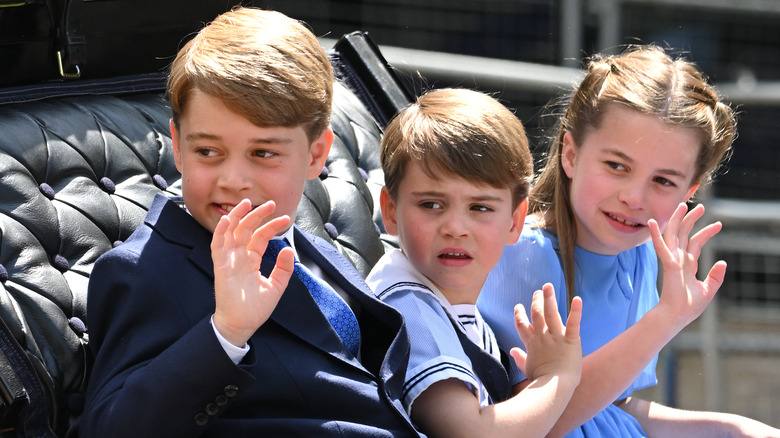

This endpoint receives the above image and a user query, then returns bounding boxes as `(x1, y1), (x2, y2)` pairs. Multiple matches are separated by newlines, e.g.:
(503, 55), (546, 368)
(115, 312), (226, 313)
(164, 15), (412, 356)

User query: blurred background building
(254, 0), (780, 426)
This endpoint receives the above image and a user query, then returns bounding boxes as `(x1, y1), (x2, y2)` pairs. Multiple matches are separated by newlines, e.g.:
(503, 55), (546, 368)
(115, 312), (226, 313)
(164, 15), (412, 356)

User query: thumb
(510, 347), (528, 376)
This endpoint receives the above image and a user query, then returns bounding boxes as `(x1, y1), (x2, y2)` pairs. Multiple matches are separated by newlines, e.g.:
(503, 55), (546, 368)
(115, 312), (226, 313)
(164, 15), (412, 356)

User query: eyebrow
(604, 147), (689, 178)
(184, 132), (294, 145)
(410, 190), (506, 203)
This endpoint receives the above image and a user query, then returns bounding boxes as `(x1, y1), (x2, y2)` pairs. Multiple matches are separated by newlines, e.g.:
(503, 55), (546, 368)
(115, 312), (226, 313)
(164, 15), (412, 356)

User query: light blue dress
(477, 219), (659, 437)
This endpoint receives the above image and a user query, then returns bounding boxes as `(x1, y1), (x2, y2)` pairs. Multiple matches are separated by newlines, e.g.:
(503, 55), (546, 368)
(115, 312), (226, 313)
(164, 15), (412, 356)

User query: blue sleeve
(477, 227), (567, 385)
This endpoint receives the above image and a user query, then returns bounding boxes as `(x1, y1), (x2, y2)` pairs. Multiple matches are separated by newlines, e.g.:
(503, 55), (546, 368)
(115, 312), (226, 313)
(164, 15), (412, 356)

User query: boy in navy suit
(81, 7), (420, 437)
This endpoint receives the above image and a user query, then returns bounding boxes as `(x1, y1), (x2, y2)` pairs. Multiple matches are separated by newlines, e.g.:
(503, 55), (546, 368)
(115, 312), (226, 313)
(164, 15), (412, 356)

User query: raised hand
(510, 283), (582, 384)
(649, 203), (727, 330)
(211, 199), (295, 347)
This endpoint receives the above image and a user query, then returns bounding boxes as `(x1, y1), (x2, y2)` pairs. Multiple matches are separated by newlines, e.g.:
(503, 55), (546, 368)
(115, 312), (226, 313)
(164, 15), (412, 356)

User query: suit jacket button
(215, 394), (228, 406)
(224, 385), (239, 397)
(195, 412), (209, 426)
(205, 402), (219, 416)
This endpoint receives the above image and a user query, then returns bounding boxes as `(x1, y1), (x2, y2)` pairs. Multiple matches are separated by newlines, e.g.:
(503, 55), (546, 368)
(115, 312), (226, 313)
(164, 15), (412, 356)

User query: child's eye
(471, 204), (494, 213)
(606, 161), (626, 171)
(253, 149), (277, 159)
(420, 201), (442, 210)
(195, 148), (218, 158)
(654, 176), (677, 187)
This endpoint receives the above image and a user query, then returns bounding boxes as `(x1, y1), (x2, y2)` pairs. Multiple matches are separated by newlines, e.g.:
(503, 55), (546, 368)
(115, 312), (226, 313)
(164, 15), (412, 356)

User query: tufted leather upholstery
(0, 32), (410, 437)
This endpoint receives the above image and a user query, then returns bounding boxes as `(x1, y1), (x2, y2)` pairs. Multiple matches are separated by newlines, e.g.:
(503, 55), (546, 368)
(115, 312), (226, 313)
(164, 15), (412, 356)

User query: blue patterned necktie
(264, 239), (361, 357)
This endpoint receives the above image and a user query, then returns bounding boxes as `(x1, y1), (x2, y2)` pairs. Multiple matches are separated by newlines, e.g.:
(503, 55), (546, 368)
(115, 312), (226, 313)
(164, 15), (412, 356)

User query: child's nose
(217, 158), (252, 192)
(440, 210), (469, 238)
(617, 180), (646, 209)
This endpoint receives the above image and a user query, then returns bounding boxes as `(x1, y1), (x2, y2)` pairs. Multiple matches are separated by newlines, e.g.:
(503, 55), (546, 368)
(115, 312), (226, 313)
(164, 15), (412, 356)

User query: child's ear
(305, 128), (334, 180)
(507, 198), (528, 245)
(170, 119), (183, 173)
(379, 187), (399, 236)
(561, 131), (577, 179)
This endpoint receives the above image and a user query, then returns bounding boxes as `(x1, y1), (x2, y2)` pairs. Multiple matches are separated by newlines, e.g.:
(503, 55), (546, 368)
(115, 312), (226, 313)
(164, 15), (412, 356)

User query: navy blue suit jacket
(81, 194), (420, 437)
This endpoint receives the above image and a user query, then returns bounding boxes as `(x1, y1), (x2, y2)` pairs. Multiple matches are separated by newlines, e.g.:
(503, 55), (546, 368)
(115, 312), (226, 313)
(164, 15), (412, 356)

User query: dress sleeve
(383, 289), (481, 414)
(477, 227), (567, 385)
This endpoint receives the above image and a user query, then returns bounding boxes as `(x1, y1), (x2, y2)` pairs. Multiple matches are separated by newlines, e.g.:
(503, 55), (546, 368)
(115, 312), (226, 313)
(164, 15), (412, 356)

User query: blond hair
(168, 7), (333, 140)
(532, 45), (736, 304)
(381, 88), (533, 208)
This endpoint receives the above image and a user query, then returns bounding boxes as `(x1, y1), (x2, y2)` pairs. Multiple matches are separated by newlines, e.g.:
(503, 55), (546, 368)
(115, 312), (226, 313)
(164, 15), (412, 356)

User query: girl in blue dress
(478, 45), (780, 437)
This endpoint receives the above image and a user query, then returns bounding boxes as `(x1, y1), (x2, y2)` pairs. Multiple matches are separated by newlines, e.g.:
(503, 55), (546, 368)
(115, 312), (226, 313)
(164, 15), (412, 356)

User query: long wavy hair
(531, 45), (736, 305)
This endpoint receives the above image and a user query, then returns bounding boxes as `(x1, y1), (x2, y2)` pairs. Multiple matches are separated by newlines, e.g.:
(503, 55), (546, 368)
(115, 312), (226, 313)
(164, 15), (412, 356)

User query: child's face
(381, 163), (526, 304)
(171, 89), (331, 233)
(562, 104), (700, 255)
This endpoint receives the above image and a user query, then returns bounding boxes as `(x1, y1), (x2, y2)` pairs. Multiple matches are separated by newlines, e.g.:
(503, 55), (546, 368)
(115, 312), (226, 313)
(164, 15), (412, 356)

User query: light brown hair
(167, 6), (333, 141)
(531, 45), (736, 304)
(381, 88), (533, 208)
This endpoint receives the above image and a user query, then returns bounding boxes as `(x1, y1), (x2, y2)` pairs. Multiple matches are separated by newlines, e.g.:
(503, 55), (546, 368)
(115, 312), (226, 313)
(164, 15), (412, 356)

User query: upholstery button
(152, 174), (168, 190)
(52, 254), (69, 272)
(324, 222), (338, 239)
(0, 264), (7, 283)
(319, 166), (329, 179)
(194, 412), (209, 426)
(39, 183), (55, 200)
(215, 394), (228, 406)
(112, 240), (123, 248)
(205, 402), (218, 416)
(223, 385), (239, 397)
(100, 177), (116, 194)
(68, 317), (87, 336)
(358, 167), (368, 182)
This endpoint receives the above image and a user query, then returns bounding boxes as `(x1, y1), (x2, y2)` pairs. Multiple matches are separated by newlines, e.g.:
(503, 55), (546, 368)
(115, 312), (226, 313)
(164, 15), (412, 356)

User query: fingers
(513, 303), (534, 345)
(214, 199), (291, 250)
(677, 204), (705, 244)
(703, 260), (727, 297)
(232, 200), (275, 244)
(509, 347), (528, 376)
(268, 246), (295, 292)
(211, 214), (232, 253)
(248, 215), (291, 254)
(648, 218), (669, 258)
(565, 296), (583, 340)
(521, 284), (568, 337)
(541, 283), (565, 334)
(686, 221), (722, 260)
(529, 289), (547, 334)
(660, 203), (688, 247)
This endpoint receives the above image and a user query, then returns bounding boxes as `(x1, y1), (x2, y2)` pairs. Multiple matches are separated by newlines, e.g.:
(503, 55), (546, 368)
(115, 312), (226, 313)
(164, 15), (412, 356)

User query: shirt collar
(274, 226), (298, 259)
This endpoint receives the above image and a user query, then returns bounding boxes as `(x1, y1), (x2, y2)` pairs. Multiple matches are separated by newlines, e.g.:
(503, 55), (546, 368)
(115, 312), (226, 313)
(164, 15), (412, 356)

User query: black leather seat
(0, 31), (411, 437)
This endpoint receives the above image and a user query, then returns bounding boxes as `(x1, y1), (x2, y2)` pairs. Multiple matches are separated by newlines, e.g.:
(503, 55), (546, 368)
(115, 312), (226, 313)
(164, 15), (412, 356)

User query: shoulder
(491, 219), (562, 282)
(293, 226), (357, 273)
(366, 249), (428, 298)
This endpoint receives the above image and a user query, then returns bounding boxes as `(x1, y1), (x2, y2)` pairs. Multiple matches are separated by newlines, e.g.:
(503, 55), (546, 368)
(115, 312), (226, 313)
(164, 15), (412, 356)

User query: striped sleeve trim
(400, 357), (478, 413)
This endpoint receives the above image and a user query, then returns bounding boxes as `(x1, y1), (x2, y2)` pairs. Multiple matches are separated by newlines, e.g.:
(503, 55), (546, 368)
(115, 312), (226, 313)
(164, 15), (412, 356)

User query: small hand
(211, 199), (295, 347)
(510, 283), (582, 384)
(649, 203), (726, 329)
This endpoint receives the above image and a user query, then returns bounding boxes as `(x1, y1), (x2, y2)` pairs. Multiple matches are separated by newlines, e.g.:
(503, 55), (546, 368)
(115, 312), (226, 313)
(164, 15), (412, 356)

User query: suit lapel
(144, 194), (215, 278)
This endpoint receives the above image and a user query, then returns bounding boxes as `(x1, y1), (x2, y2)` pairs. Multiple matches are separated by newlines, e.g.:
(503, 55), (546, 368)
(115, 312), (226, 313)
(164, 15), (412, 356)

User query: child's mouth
(220, 204), (236, 213)
(438, 252), (470, 259)
(606, 212), (643, 227)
